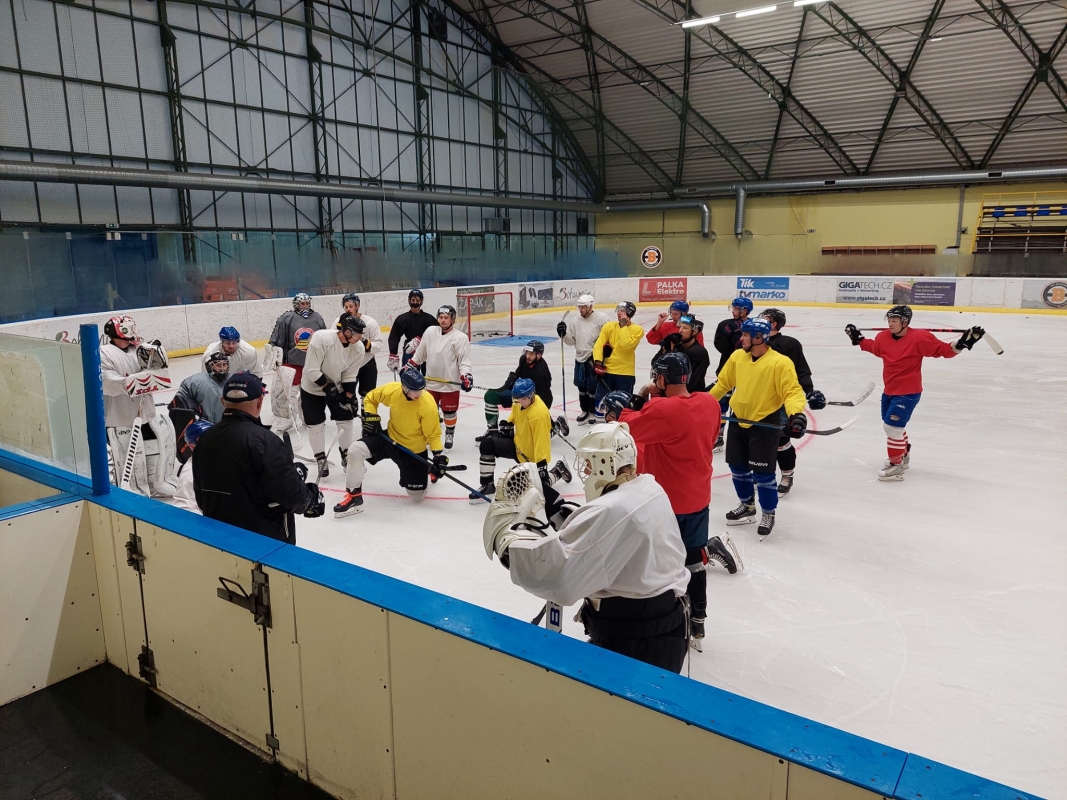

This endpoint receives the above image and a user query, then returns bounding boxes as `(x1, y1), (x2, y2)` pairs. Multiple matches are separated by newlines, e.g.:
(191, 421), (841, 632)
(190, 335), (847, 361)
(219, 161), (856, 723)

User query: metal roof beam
(810, 2), (975, 169)
(766, 8), (807, 179)
(486, 0), (760, 180)
(572, 0), (606, 190)
(676, 0), (692, 187)
(629, 0), (859, 176)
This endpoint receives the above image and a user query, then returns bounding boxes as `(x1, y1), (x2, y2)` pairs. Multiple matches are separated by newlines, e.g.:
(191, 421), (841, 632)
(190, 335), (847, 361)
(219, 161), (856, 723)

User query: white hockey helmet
(576, 294), (595, 308)
(574, 422), (638, 502)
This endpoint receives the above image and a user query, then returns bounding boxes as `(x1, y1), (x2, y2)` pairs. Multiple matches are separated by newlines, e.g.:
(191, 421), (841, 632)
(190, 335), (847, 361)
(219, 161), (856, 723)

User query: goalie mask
(105, 315), (139, 344)
(573, 422), (638, 502)
(206, 351), (230, 381)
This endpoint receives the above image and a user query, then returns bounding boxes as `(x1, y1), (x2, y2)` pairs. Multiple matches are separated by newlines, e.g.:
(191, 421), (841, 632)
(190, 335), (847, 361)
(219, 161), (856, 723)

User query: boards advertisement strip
(639, 277), (687, 302)
(1022, 279), (1067, 309)
(836, 279), (894, 304)
(893, 279), (957, 306)
(737, 277), (789, 301)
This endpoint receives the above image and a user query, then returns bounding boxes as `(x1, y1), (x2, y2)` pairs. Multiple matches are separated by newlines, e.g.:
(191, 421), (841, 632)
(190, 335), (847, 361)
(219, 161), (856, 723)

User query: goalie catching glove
(482, 463), (549, 568)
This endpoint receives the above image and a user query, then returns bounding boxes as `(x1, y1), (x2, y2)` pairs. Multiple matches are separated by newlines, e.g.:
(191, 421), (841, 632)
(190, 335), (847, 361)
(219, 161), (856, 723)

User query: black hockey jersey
(388, 310), (439, 355)
(767, 333), (814, 394)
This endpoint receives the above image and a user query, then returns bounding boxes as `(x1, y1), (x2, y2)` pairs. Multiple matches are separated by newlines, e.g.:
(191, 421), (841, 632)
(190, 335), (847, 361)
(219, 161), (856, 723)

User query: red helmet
(104, 315), (139, 342)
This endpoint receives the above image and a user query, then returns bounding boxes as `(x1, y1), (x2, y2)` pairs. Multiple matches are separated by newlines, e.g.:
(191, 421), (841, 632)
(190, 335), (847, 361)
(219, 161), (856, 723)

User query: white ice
(163, 305), (1066, 799)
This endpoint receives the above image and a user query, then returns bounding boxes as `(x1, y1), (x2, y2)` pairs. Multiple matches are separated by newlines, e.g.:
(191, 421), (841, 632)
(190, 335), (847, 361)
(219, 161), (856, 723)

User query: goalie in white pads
(483, 423), (690, 673)
(100, 315), (179, 497)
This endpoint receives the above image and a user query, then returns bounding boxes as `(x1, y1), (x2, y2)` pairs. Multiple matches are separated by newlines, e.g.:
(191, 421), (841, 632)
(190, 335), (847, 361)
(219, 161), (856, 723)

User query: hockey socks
(752, 471), (778, 511)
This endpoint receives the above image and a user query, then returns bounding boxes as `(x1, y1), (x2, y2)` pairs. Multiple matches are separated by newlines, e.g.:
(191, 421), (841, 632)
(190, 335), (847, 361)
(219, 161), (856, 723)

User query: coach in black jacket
(194, 372), (322, 544)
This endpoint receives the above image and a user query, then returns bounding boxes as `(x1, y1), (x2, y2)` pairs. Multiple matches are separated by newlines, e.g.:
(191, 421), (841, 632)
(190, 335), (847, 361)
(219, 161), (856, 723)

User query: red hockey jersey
(859, 328), (957, 394)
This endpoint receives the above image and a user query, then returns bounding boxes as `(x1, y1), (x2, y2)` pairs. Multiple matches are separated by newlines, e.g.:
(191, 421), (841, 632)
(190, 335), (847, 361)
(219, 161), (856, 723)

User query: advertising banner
(639, 277), (688, 302)
(554, 282), (597, 307)
(736, 276), (789, 301)
(893, 279), (957, 306)
(836, 279), (894, 304)
(1022, 279), (1067, 309)
(517, 282), (555, 310)
(456, 285), (496, 315)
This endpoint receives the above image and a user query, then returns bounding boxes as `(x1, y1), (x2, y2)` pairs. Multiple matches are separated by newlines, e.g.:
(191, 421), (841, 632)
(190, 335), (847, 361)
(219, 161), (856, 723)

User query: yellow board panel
(388, 616), (789, 800)
(87, 504), (130, 674)
(0, 502), (105, 704)
(136, 524), (272, 752)
(287, 577), (395, 800)
(788, 763), (888, 800)
(262, 569), (308, 778)
(101, 510), (151, 677)
(0, 469), (59, 507)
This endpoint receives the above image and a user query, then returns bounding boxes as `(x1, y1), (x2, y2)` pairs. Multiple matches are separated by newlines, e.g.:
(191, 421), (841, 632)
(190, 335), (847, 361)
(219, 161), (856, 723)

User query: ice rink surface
(165, 304), (1065, 799)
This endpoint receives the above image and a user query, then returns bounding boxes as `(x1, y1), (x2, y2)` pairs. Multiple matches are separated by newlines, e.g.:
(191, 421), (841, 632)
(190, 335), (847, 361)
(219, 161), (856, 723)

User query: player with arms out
(202, 326), (260, 376)
(760, 308), (826, 495)
(478, 340), (553, 441)
(710, 318), (808, 538)
(387, 289), (438, 372)
(482, 423), (690, 673)
(591, 301), (644, 422)
(557, 294), (610, 423)
(846, 305), (984, 481)
(334, 369), (446, 517)
(268, 293), (326, 436)
(601, 352), (741, 651)
(408, 305), (473, 449)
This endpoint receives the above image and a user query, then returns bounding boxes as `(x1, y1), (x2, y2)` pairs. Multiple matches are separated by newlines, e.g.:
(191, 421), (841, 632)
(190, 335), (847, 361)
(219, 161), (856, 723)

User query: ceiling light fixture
(735, 4), (778, 18)
(928, 36), (943, 41)
(680, 15), (721, 28)
(792, 0), (822, 6)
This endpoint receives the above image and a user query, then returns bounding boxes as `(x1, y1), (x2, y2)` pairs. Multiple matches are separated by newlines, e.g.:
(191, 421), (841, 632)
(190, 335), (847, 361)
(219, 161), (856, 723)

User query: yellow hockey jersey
(508, 395), (553, 465)
(592, 321), (644, 377)
(710, 348), (807, 426)
(363, 382), (443, 452)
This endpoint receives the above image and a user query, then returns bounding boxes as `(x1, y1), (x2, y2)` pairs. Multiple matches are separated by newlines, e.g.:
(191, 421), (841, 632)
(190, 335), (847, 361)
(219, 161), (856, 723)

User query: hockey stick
(722, 414), (859, 436)
(826, 381), (875, 407)
(531, 601), (564, 631)
(119, 416), (143, 490)
(550, 416), (578, 451)
(859, 328), (1004, 355)
(425, 375), (495, 392)
(376, 432), (492, 501)
(559, 311), (569, 416)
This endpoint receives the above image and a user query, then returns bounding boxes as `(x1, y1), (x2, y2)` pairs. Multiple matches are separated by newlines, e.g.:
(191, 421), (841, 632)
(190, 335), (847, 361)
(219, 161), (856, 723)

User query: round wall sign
(641, 246), (663, 269)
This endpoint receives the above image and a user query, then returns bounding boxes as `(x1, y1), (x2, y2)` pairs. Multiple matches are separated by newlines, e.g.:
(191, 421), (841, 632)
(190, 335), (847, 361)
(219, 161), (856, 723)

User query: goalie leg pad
(271, 367), (297, 420)
(108, 425), (149, 496)
(143, 415), (179, 497)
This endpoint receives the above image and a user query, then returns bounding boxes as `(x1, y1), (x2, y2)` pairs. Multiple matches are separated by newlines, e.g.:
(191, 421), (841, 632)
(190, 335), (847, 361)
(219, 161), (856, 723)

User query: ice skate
(714, 433), (724, 453)
(883, 444), (911, 470)
(470, 481), (495, 504)
(725, 501), (756, 525)
(315, 453), (329, 480)
(690, 617), (705, 652)
(333, 490), (363, 517)
(777, 473), (793, 495)
(757, 510), (776, 538)
(549, 459), (572, 484)
(707, 535), (742, 574)
(878, 462), (906, 481)
(444, 431), (455, 449)
(576, 410), (591, 424)
(475, 427), (496, 443)
(553, 416), (570, 437)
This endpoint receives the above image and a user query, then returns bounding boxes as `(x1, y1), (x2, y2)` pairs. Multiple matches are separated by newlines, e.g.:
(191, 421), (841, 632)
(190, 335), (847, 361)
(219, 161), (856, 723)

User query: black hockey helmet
(336, 312), (366, 334)
(400, 367), (427, 393)
(761, 308), (787, 331)
(408, 289), (424, 302)
(678, 313), (704, 334)
(524, 340), (545, 355)
(616, 300), (637, 318)
(437, 304), (457, 320)
(652, 351), (690, 385)
(886, 305), (913, 325)
(342, 292), (360, 308)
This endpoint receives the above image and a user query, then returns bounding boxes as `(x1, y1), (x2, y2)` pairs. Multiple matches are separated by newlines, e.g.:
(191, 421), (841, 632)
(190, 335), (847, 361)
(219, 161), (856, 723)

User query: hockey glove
(954, 326), (985, 352)
(593, 360), (607, 376)
(661, 332), (683, 350)
(556, 320), (567, 337)
(323, 383), (342, 402)
(498, 420), (515, 439)
(806, 389), (827, 410)
(363, 338), (372, 352)
(602, 344), (614, 360)
(303, 484), (326, 518)
(404, 336), (421, 355)
(460, 373), (474, 392)
(629, 394), (646, 411)
(271, 346), (285, 370)
(551, 415), (570, 437)
(786, 412), (808, 439)
(845, 324), (864, 346)
(362, 412), (383, 438)
(387, 353), (400, 371)
(430, 451), (448, 479)
(294, 462), (308, 482)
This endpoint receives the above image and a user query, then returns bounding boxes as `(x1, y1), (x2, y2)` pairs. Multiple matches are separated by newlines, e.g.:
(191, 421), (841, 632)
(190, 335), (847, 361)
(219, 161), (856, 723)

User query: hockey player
(173, 351), (229, 424)
(173, 420), (211, 514)
(340, 293), (383, 404)
(482, 423), (690, 673)
(268, 293), (326, 435)
(591, 301), (644, 422)
(676, 313), (711, 392)
(202, 326), (260, 376)
(760, 308), (826, 495)
(846, 305), (984, 481)
(334, 369), (447, 517)
(710, 318), (808, 538)
(408, 304), (473, 449)
(471, 377), (571, 510)
(478, 339), (553, 439)
(100, 315), (179, 497)
(603, 353), (741, 650)
(646, 300), (705, 349)
(387, 289), (438, 372)
(711, 297), (754, 450)
(300, 313), (368, 479)
(557, 294), (610, 423)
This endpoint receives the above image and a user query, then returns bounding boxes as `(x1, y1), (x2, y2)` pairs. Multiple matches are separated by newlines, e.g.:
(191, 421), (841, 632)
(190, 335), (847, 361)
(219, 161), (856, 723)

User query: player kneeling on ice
(101, 315), (179, 497)
(471, 378), (571, 513)
(846, 305), (984, 481)
(173, 420), (211, 514)
(477, 340), (552, 441)
(483, 423), (690, 673)
(710, 318), (808, 539)
(334, 369), (447, 517)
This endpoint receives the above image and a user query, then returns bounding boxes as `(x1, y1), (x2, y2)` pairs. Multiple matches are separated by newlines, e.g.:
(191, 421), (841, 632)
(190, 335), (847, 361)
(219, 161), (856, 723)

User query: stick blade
(983, 332), (1004, 355)
(808, 414), (859, 436)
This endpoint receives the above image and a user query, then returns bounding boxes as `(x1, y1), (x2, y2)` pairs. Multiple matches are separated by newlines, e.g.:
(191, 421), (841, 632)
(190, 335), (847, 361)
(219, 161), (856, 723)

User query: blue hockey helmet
(598, 390), (636, 420)
(731, 297), (754, 313)
(219, 326), (240, 341)
(669, 300), (689, 313)
(740, 317), (772, 341)
(512, 378), (536, 400)
(400, 367), (427, 393)
(185, 420), (213, 447)
(651, 351), (690, 385)
(678, 313), (704, 334)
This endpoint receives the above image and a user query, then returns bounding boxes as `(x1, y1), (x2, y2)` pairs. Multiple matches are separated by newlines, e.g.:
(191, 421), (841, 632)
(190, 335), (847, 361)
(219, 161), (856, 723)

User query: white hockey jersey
(300, 329), (368, 396)
(172, 458), (200, 514)
(563, 309), (612, 363)
(413, 326), (472, 393)
(202, 340), (261, 376)
(333, 314), (384, 358)
(507, 474), (689, 607)
(100, 342), (157, 427)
